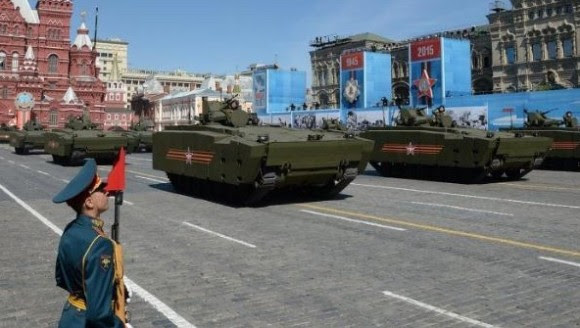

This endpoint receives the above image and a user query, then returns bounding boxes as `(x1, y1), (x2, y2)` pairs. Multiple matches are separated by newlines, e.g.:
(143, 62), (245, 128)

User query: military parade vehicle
(503, 110), (579, 170)
(129, 120), (154, 152)
(44, 116), (137, 165)
(153, 96), (374, 205)
(9, 120), (47, 154)
(0, 124), (16, 143)
(359, 106), (552, 182)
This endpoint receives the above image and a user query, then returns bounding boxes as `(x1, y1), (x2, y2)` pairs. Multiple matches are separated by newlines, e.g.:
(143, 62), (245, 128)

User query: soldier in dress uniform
(53, 159), (129, 328)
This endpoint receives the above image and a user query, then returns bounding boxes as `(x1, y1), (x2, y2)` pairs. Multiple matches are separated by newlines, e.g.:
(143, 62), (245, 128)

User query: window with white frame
(48, 54), (58, 73)
(11, 53), (18, 72)
(50, 110), (58, 126)
(0, 52), (6, 70)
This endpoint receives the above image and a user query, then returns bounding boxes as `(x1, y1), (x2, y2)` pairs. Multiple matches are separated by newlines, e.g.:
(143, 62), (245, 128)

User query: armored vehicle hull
(153, 125), (373, 205)
(9, 130), (46, 154)
(133, 130), (153, 152)
(0, 126), (16, 143)
(44, 130), (136, 165)
(362, 127), (551, 182)
(505, 128), (579, 170)
(360, 106), (553, 183)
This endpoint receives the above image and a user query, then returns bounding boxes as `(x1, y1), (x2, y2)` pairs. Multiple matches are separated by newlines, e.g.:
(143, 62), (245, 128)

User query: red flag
(106, 147), (126, 192)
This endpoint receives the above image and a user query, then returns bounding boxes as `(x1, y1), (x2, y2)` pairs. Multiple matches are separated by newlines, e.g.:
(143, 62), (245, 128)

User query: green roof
(347, 32), (396, 44)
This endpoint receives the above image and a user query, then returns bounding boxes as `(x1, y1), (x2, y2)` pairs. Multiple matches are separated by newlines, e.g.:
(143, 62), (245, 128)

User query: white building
(158, 88), (223, 130)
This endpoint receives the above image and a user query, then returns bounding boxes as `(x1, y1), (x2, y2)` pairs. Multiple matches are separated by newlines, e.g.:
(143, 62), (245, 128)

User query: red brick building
(0, 0), (106, 129)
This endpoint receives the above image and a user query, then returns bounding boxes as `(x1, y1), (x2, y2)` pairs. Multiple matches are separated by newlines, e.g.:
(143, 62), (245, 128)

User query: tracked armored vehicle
(360, 106), (552, 182)
(129, 120), (154, 152)
(0, 124), (16, 143)
(505, 110), (579, 170)
(9, 120), (47, 154)
(153, 96), (374, 205)
(44, 116), (137, 165)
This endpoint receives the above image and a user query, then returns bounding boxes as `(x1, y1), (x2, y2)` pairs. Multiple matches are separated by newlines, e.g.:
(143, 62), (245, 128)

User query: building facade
(488, 0), (579, 92)
(309, 0), (579, 108)
(309, 33), (397, 109)
(95, 38), (128, 82)
(0, 0), (105, 128)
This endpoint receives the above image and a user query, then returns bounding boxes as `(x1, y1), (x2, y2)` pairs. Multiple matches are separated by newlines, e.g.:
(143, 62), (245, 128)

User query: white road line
(124, 278), (196, 328)
(129, 157), (152, 162)
(61, 179), (70, 183)
(410, 201), (514, 217)
(37, 170), (51, 176)
(300, 209), (406, 231)
(382, 290), (498, 328)
(352, 183), (580, 210)
(499, 182), (580, 192)
(0, 184), (63, 235)
(539, 256), (580, 268)
(8, 160), (15, 164)
(135, 175), (167, 184)
(0, 156), (4, 160)
(107, 196), (134, 206)
(182, 221), (257, 248)
(19, 164), (30, 169)
(0, 183), (196, 328)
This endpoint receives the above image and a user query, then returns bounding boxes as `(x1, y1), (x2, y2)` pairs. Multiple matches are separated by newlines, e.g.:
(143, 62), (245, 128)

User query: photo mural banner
(252, 70), (267, 112)
(409, 38), (443, 108)
(340, 52), (365, 109)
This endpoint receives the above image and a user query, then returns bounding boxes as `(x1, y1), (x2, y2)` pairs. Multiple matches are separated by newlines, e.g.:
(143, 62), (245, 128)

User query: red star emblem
(185, 147), (193, 165)
(413, 69), (437, 99)
(406, 142), (416, 155)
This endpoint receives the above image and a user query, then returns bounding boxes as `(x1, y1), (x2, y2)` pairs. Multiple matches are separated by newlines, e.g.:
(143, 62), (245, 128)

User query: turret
(64, 115), (97, 130)
(396, 106), (455, 128)
(524, 109), (561, 127)
(396, 107), (430, 126)
(200, 95), (253, 128)
(22, 120), (44, 131)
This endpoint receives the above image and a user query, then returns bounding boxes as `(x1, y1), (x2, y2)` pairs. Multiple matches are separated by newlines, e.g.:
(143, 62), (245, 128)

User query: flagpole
(107, 147), (126, 243)
(112, 191), (122, 242)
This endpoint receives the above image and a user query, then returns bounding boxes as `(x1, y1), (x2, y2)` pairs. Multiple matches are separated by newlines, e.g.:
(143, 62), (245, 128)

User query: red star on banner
(413, 69), (437, 99)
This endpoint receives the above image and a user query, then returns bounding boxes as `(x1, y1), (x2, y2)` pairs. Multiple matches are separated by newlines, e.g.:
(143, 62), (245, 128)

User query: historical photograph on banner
(445, 106), (488, 130)
(345, 109), (387, 131)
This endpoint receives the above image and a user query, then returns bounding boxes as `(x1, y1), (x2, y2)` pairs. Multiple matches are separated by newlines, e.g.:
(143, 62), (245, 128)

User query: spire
(63, 87), (80, 104)
(20, 45), (38, 74)
(25, 45), (35, 60)
(72, 18), (93, 50)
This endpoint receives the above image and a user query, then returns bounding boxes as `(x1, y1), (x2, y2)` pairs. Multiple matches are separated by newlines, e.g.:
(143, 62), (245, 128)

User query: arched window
(81, 60), (89, 75)
(50, 110), (59, 126)
(471, 53), (479, 69)
(48, 54), (58, 73)
(0, 52), (6, 70)
(11, 53), (19, 72)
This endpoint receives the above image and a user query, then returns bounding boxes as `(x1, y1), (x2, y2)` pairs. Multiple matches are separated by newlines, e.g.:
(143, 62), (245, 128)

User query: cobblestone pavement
(1, 144), (579, 327)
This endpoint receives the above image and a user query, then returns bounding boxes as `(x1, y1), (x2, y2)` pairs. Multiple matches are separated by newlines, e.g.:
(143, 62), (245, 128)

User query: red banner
(410, 38), (441, 61)
(341, 52), (364, 70)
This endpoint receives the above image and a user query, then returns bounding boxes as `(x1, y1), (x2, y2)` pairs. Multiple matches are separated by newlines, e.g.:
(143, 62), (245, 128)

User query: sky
(68, 0), (509, 85)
